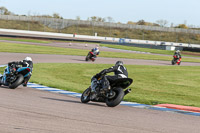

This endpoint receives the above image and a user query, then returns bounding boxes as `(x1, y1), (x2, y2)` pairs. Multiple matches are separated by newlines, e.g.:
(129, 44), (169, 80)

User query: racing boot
(23, 77), (29, 87)
(23, 81), (28, 87)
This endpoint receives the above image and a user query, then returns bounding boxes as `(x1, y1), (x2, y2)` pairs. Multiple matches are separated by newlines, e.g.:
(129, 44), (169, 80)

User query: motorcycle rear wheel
(81, 87), (91, 103)
(105, 87), (124, 107)
(9, 74), (24, 89)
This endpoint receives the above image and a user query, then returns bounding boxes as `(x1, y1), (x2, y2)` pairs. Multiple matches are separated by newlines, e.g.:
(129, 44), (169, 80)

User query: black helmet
(115, 61), (123, 66)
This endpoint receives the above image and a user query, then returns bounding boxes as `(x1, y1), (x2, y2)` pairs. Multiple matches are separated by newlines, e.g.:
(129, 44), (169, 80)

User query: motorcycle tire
(0, 77), (2, 86)
(91, 58), (95, 62)
(171, 60), (175, 65)
(9, 74), (24, 89)
(85, 56), (89, 61)
(81, 87), (91, 103)
(106, 87), (124, 107)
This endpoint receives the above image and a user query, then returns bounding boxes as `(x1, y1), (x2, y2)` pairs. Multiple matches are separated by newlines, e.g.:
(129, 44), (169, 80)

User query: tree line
(0, 6), (193, 29)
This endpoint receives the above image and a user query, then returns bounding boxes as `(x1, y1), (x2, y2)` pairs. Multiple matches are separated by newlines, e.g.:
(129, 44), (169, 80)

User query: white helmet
(25, 57), (32, 61)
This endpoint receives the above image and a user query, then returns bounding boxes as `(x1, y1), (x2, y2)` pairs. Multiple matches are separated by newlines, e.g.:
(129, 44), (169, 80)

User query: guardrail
(0, 28), (199, 49)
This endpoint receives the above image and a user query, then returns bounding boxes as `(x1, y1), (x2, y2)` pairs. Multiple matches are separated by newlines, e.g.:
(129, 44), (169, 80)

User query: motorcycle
(85, 51), (96, 62)
(0, 64), (32, 89)
(171, 55), (181, 65)
(81, 74), (133, 107)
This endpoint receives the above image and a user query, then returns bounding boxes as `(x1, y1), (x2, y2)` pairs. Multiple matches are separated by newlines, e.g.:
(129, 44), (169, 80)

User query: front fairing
(111, 78), (133, 89)
(91, 79), (98, 91)
(17, 67), (32, 77)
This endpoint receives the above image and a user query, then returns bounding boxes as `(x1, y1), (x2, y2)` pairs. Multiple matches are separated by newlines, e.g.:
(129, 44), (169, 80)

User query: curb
(0, 65), (7, 67)
(155, 104), (200, 113)
(27, 82), (200, 117)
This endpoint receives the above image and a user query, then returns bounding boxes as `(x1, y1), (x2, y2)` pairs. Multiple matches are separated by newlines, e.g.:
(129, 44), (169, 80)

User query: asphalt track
(1, 52), (200, 66)
(1, 41), (200, 133)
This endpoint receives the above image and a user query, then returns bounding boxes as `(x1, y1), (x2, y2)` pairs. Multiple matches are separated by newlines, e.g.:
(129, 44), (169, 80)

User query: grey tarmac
(1, 52), (200, 66)
(0, 87), (200, 133)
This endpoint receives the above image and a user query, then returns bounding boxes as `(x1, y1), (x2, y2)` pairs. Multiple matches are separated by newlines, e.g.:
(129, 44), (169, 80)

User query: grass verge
(101, 44), (174, 55)
(0, 37), (51, 43)
(1, 42), (200, 62)
(101, 43), (200, 57)
(1, 63), (199, 107)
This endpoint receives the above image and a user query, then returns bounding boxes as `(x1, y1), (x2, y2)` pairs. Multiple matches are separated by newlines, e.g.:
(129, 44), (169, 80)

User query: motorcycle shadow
(0, 85), (13, 89)
(41, 97), (106, 107)
(71, 59), (87, 62)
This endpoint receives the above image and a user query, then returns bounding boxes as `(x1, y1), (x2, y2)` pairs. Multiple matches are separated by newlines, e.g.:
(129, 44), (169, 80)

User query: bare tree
(107, 16), (114, 23)
(156, 19), (168, 27)
(52, 13), (63, 19)
(90, 16), (97, 21)
(76, 16), (81, 21)
(97, 17), (106, 22)
(137, 20), (146, 25)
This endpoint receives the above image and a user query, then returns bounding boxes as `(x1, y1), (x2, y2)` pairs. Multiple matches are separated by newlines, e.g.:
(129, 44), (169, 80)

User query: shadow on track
(41, 97), (106, 107)
(0, 86), (11, 89)
(71, 59), (87, 62)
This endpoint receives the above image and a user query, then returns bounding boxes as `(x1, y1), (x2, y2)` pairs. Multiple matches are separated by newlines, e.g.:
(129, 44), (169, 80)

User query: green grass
(101, 43), (200, 57)
(1, 42), (200, 62)
(0, 37), (51, 43)
(30, 64), (200, 107)
(101, 44), (175, 55)
(1, 63), (199, 107)
(0, 41), (88, 55)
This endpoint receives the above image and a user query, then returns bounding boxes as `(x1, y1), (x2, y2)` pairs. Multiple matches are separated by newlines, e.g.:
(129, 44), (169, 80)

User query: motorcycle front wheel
(171, 60), (175, 65)
(105, 87), (124, 107)
(85, 56), (89, 61)
(81, 87), (91, 103)
(9, 74), (24, 89)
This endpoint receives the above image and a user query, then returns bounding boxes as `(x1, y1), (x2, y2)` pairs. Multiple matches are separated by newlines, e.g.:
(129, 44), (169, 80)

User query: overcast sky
(1, 0), (200, 27)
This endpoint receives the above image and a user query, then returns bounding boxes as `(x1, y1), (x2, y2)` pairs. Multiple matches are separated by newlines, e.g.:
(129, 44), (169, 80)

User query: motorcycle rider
(91, 46), (100, 58)
(173, 50), (182, 61)
(90, 61), (128, 99)
(8, 57), (33, 87)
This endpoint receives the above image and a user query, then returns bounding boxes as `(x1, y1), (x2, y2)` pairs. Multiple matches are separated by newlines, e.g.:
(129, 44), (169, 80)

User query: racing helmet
(115, 61), (123, 66)
(176, 50), (180, 53)
(24, 57), (32, 61)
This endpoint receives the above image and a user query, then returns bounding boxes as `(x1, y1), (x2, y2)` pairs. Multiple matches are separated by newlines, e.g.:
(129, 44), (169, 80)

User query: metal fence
(1, 15), (200, 34)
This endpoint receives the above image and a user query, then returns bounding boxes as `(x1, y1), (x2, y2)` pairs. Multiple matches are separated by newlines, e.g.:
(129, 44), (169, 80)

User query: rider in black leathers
(95, 61), (128, 83)
(8, 57), (33, 87)
(90, 61), (128, 99)
(90, 61), (128, 100)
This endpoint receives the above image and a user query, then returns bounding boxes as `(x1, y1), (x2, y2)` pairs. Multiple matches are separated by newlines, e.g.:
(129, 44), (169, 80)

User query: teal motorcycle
(0, 64), (32, 89)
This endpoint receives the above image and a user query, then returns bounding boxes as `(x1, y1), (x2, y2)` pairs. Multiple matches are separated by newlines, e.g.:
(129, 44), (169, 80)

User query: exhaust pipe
(124, 88), (131, 95)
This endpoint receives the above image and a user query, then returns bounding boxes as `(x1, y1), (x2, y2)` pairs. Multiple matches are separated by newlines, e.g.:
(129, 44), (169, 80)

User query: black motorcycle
(81, 74), (133, 107)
